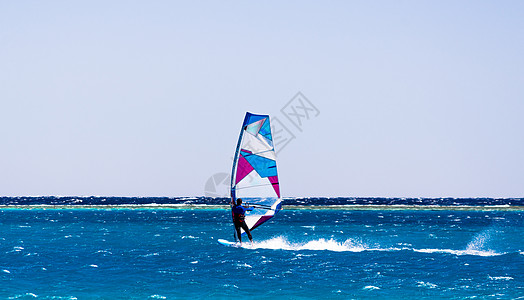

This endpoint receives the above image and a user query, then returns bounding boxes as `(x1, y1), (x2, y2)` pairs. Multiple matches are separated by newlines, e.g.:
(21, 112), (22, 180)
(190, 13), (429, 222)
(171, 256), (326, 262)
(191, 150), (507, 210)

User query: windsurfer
(232, 198), (254, 244)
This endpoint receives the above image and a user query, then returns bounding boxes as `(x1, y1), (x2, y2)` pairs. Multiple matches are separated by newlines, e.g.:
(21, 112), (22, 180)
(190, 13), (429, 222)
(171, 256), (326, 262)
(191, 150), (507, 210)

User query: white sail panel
(235, 170), (272, 191)
(241, 131), (273, 156)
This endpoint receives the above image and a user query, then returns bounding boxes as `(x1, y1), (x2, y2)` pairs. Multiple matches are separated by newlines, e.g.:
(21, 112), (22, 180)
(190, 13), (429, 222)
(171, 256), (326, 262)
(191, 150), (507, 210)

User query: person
(231, 198), (254, 245)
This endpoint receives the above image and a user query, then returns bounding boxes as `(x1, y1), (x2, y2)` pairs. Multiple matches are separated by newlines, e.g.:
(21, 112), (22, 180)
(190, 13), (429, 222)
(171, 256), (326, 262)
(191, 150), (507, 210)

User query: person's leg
(234, 222), (242, 243)
(241, 222), (253, 242)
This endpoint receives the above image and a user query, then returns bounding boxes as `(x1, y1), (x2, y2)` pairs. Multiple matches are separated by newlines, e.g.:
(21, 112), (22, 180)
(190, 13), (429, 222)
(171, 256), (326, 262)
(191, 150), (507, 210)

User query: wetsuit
(232, 204), (253, 242)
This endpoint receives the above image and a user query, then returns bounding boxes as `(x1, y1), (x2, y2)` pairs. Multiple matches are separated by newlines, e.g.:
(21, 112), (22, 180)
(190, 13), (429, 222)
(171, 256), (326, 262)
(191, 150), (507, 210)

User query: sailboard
(217, 239), (241, 248)
(220, 112), (282, 245)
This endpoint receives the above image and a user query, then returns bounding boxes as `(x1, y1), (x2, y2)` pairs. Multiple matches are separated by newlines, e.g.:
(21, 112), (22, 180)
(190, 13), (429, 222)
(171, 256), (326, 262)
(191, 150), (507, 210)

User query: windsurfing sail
(231, 112), (282, 234)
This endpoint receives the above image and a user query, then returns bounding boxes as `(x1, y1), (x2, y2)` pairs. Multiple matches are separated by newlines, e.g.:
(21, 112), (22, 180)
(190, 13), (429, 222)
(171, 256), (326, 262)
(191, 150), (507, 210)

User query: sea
(0, 197), (522, 299)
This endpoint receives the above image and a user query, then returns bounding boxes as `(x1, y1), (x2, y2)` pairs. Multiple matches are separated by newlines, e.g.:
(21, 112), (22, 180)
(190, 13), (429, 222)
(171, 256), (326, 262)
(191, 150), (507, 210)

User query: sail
(231, 112), (282, 233)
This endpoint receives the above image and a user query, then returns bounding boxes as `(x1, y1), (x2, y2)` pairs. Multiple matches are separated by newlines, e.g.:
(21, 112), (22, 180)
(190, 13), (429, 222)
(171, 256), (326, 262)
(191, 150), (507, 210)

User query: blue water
(1, 196), (523, 206)
(1, 207), (523, 299)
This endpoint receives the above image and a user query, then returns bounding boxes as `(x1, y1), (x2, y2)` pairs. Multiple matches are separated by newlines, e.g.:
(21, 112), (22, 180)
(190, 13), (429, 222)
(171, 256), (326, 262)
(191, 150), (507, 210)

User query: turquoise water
(0, 208), (522, 299)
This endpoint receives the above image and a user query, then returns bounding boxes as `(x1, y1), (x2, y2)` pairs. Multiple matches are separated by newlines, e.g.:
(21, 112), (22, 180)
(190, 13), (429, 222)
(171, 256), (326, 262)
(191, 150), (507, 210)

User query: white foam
(489, 276), (513, 281)
(413, 248), (501, 257)
(417, 281), (438, 288)
(363, 286), (380, 290)
(236, 263), (252, 268)
(251, 236), (369, 252)
(143, 253), (160, 257)
(248, 236), (504, 256)
(8, 293), (38, 299)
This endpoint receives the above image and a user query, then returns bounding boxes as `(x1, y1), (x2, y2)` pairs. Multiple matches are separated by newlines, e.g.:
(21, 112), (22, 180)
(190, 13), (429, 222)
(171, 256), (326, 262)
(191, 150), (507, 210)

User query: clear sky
(1, 1), (523, 198)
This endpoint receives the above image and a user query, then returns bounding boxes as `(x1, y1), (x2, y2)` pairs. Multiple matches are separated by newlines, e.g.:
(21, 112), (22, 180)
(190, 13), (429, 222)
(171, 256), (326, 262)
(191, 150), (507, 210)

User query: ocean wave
(248, 237), (509, 256)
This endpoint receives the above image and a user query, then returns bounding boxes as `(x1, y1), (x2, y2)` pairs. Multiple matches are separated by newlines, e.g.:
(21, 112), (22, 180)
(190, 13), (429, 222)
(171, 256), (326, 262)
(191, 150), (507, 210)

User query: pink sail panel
(250, 215), (274, 231)
(268, 176), (280, 198)
(235, 154), (254, 184)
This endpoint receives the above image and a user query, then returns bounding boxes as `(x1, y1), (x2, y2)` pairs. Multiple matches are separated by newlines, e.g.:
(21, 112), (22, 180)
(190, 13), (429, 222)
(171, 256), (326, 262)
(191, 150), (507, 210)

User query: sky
(1, 1), (523, 198)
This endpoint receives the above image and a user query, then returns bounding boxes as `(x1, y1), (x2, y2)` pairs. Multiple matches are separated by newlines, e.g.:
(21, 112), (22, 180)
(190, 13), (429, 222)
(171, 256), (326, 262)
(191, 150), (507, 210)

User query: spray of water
(251, 236), (368, 252)
(466, 228), (495, 252)
(243, 235), (505, 257)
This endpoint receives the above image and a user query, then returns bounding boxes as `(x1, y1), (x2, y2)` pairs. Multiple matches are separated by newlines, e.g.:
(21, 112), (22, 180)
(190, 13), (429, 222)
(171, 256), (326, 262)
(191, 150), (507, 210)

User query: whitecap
(489, 276), (513, 281)
(417, 281), (438, 288)
(363, 286), (380, 290)
(413, 248), (501, 257)
(8, 293), (38, 299)
(143, 253), (160, 257)
(300, 225), (315, 230)
(149, 295), (167, 299)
